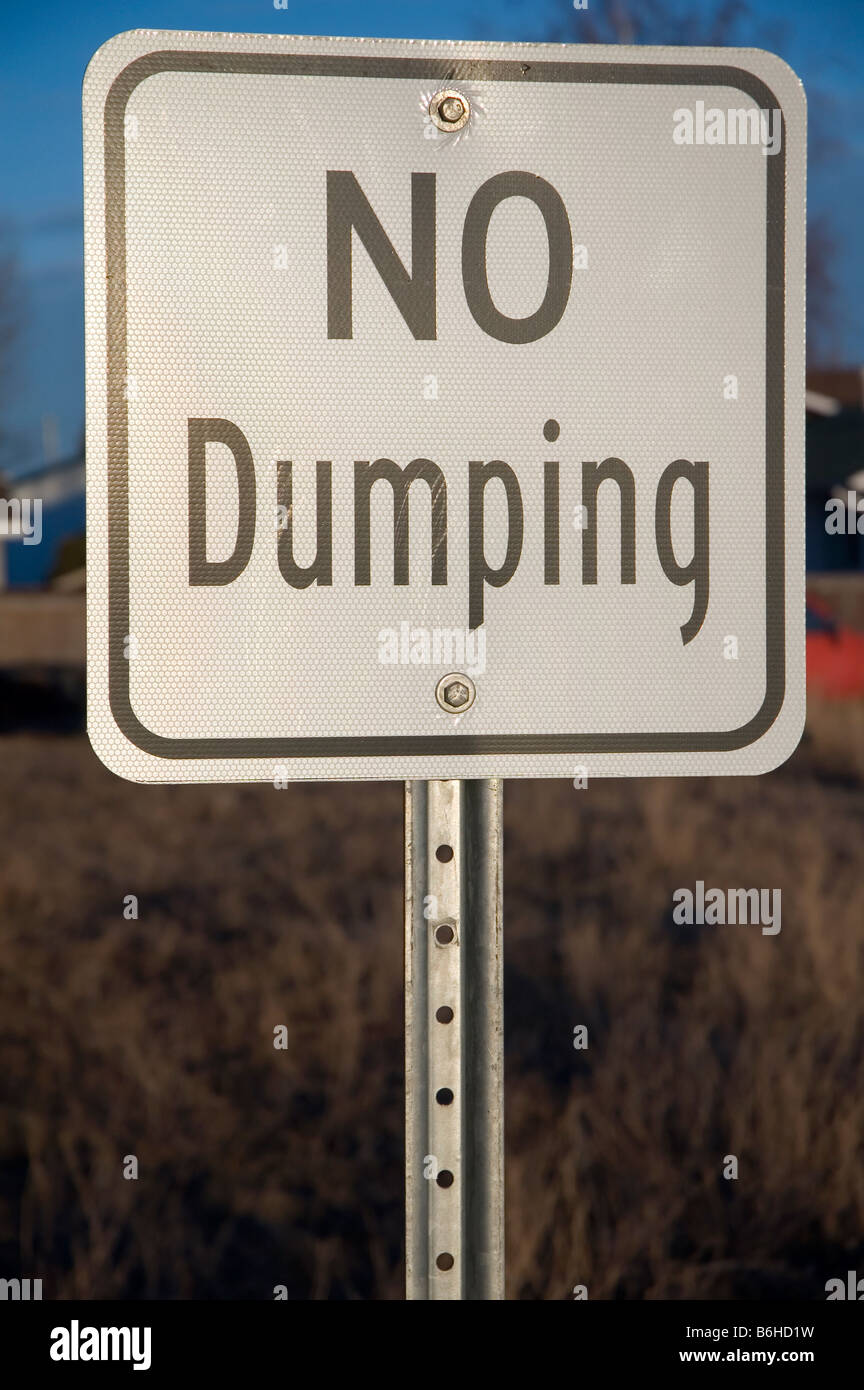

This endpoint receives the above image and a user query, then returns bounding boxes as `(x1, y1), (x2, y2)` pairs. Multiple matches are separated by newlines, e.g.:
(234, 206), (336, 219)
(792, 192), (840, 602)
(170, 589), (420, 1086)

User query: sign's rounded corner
(735, 46), (808, 118)
(86, 715), (148, 785)
(747, 690), (806, 777)
(83, 29), (154, 95)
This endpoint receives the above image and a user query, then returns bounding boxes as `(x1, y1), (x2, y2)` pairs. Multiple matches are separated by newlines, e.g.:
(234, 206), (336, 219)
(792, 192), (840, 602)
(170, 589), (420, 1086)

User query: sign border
(102, 49), (787, 759)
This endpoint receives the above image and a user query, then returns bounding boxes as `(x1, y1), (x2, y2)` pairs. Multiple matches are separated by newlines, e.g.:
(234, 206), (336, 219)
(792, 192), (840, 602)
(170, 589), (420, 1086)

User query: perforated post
(404, 779), (504, 1300)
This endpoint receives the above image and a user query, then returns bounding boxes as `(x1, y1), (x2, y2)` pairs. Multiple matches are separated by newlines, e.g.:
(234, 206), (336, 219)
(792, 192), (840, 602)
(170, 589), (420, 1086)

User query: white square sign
(84, 31), (805, 782)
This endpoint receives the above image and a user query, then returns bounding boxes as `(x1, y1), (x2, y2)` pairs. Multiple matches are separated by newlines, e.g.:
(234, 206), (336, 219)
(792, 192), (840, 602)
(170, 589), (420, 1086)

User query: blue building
(0, 445), (85, 588)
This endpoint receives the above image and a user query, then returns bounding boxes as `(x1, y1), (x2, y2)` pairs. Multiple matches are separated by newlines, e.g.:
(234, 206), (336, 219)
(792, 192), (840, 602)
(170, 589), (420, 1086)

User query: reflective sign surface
(84, 32), (805, 781)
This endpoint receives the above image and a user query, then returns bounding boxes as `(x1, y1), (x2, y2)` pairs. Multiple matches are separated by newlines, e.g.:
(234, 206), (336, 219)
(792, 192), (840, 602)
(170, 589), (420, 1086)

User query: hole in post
(434, 924), (455, 945)
(436, 1006), (454, 1024)
(436, 1170), (454, 1188)
(436, 1252), (455, 1271)
(436, 1087), (454, 1106)
(435, 844), (454, 863)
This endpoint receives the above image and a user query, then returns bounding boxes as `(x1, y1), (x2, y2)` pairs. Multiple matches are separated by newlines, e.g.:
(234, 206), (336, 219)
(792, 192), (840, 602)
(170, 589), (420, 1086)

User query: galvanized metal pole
(404, 779), (504, 1300)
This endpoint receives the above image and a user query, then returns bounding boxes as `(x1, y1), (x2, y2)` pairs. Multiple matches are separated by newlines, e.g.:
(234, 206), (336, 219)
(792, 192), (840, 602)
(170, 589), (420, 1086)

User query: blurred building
(0, 442), (84, 590)
(806, 368), (864, 572)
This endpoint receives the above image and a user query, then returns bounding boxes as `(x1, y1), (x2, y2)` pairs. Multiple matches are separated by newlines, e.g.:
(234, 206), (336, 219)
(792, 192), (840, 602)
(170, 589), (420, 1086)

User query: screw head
(440, 96), (465, 123)
(435, 672), (476, 713)
(429, 89), (471, 133)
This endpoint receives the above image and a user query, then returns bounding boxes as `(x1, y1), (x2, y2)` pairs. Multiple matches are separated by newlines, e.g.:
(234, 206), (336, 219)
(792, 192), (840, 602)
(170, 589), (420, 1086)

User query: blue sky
(0, 0), (861, 471)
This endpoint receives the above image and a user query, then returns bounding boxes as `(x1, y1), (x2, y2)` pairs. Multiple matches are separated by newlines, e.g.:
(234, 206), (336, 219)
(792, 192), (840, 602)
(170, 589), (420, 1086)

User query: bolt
(439, 96), (465, 124)
(435, 672), (476, 713)
(429, 89), (471, 134)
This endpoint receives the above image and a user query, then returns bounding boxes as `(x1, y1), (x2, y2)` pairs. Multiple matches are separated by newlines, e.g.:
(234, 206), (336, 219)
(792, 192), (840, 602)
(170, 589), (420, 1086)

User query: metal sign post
(405, 779), (503, 1299)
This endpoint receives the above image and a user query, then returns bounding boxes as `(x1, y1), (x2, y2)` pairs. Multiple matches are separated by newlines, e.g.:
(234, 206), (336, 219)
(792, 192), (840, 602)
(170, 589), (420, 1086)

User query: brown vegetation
(0, 692), (862, 1299)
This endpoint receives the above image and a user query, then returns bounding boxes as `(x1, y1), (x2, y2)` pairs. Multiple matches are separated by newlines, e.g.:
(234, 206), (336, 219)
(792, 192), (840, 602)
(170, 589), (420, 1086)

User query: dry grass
(800, 691), (864, 781)
(0, 694), (862, 1299)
